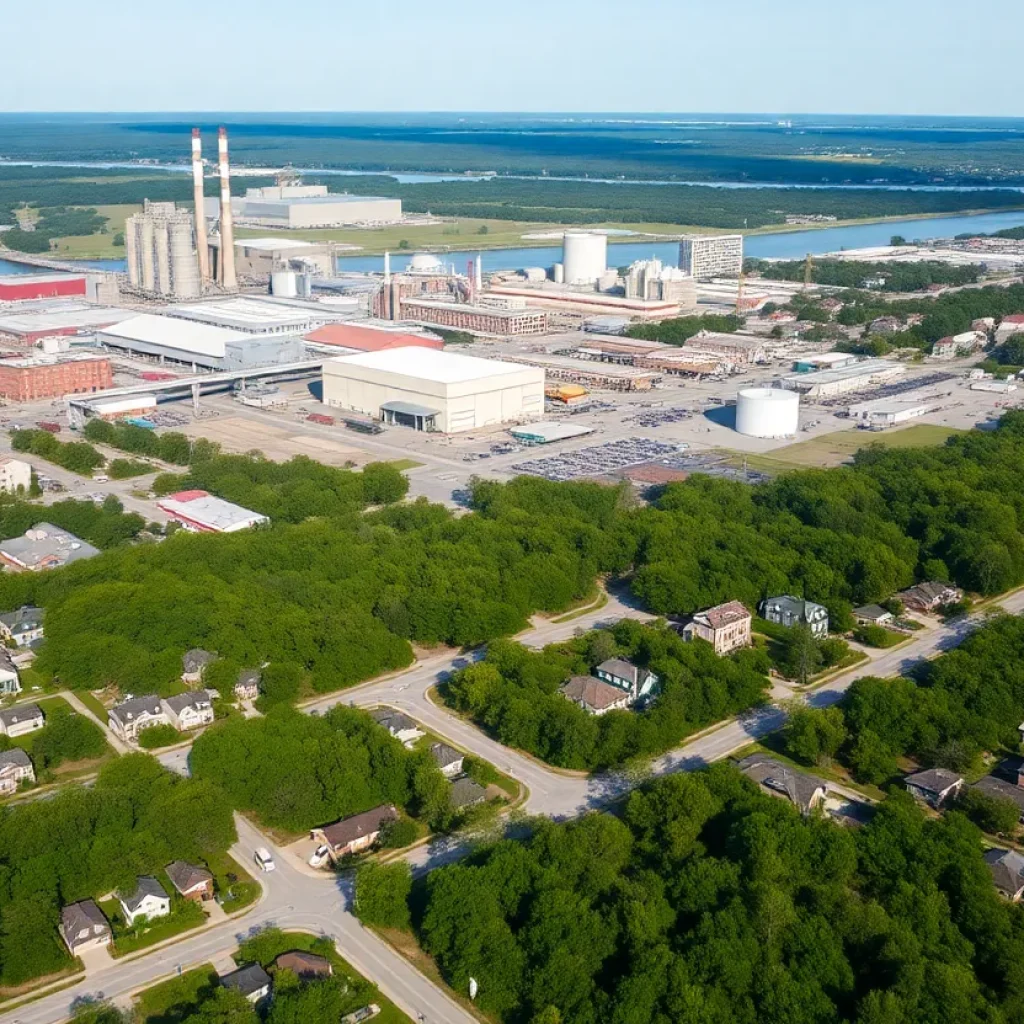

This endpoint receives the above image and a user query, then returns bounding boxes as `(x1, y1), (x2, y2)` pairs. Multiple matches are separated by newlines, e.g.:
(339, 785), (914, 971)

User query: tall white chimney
(475, 253), (483, 291)
(383, 250), (391, 284)
(217, 126), (236, 289)
(191, 129), (210, 285)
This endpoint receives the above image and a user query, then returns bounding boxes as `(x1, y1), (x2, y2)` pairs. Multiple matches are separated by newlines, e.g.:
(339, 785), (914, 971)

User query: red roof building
(0, 274), (87, 302)
(304, 323), (443, 352)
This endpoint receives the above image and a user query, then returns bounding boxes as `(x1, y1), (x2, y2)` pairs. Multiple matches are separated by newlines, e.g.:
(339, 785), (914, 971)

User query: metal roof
(380, 400), (440, 417)
(157, 491), (268, 533)
(99, 314), (253, 358)
(328, 346), (540, 385)
(510, 421), (594, 443)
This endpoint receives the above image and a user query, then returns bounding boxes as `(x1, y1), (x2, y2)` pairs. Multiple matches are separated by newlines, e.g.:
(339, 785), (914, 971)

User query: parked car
(308, 844), (331, 869)
(254, 847), (276, 872)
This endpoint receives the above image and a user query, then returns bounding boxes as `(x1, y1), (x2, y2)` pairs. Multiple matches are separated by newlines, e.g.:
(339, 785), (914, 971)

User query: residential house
(680, 600), (752, 655)
(853, 604), (894, 627)
(162, 691), (215, 732)
(595, 658), (659, 702)
(311, 805), (399, 861)
(896, 581), (963, 613)
(736, 754), (828, 816)
(972, 776), (1024, 823)
(995, 314), (1024, 344)
(221, 964), (272, 1004)
(0, 522), (100, 572)
(932, 331), (986, 360)
(450, 777), (487, 810)
(108, 695), (169, 744)
(0, 457), (31, 495)
(0, 649), (20, 696)
(118, 876), (171, 927)
(905, 768), (964, 809)
(0, 748), (34, 794)
(0, 703), (44, 738)
(559, 674), (634, 716)
(165, 860), (214, 902)
(0, 605), (44, 647)
(760, 595), (829, 638)
(181, 649), (216, 685)
(60, 900), (111, 956)
(985, 848), (1024, 901)
(430, 742), (465, 779)
(274, 951), (333, 980)
(235, 669), (260, 701)
(869, 316), (903, 335)
(369, 708), (424, 746)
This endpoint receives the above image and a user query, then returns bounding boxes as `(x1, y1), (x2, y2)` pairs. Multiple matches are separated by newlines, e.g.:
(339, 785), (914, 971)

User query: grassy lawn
(99, 897), (207, 957)
(134, 964), (218, 1024)
(203, 850), (260, 913)
(722, 424), (964, 475)
(386, 458), (424, 472)
(76, 690), (109, 721)
(47, 203), (137, 260)
(13, 664), (51, 694)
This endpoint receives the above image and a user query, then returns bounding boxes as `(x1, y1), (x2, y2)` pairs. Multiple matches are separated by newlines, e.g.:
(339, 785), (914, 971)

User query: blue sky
(7, 0), (1022, 115)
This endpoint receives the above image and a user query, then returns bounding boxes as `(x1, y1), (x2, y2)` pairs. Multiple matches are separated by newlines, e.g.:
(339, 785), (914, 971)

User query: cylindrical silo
(553, 263), (564, 284)
(271, 270), (298, 297)
(735, 388), (800, 438)
(139, 219), (156, 292)
(169, 218), (200, 298)
(562, 231), (607, 285)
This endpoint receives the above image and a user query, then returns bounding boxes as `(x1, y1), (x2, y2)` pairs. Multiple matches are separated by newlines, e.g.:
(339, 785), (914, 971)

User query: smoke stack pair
(191, 129), (210, 284)
(190, 127), (236, 289)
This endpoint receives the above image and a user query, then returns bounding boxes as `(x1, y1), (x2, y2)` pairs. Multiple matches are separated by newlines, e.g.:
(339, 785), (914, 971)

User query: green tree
(354, 862), (412, 930)
(784, 704), (847, 766)
(780, 624), (823, 684)
(956, 787), (1020, 835)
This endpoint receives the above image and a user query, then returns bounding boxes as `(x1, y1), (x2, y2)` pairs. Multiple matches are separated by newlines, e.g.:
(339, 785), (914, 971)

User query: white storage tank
(271, 270), (298, 297)
(553, 262), (565, 284)
(735, 387), (800, 438)
(562, 231), (607, 285)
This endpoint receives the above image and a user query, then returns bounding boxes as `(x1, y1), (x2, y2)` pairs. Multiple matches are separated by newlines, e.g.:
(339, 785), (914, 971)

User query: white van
(254, 846), (276, 872)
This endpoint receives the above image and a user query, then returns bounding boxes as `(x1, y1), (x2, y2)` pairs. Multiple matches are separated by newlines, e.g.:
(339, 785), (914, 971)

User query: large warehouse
(210, 185), (402, 229)
(322, 348), (544, 433)
(780, 359), (905, 398)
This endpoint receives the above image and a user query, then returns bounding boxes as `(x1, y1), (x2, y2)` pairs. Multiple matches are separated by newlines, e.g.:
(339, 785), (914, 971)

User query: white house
(0, 457), (31, 495)
(162, 691), (215, 732)
(0, 748), (34, 794)
(430, 742), (465, 779)
(760, 595), (830, 638)
(181, 648), (216, 685)
(118, 876), (171, 927)
(0, 649), (20, 696)
(0, 606), (45, 647)
(60, 900), (111, 955)
(0, 703), (44, 738)
(108, 695), (169, 743)
(369, 708), (424, 746)
(221, 964), (272, 1004)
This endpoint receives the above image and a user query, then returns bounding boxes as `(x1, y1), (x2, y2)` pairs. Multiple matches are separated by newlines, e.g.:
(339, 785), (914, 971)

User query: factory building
(683, 332), (767, 365)
(95, 314), (306, 371)
(0, 273), (87, 303)
(89, 395), (158, 422)
(678, 234), (744, 280)
(562, 232), (608, 285)
(735, 388), (800, 438)
(157, 490), (268, 533)
(0, 354), (113, 402)
(224, 238), (334, 278)
(398, 298), (548, 337)
(164, 297), (348, 336)
(0, 303), (135, 346)
(322, 348), (545, 433)
(623, 260), (697, 307)
(781, 359), (905, 398)
(124, 201), (202, 300)
(484, 285), (680, 320)
(305, 323), (443, 352)
(792, 352), (860, 372)
(497, 353), (661, 392)
(847, 395), (939, 427)
(218, 185), (402, 229)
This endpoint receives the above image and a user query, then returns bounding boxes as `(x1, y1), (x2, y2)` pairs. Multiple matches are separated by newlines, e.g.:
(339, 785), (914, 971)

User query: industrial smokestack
(475, 254), (483, 291)
(383, 251), (391, 284)
(191, 129), (210, 285)
(217, 126), (237, 289)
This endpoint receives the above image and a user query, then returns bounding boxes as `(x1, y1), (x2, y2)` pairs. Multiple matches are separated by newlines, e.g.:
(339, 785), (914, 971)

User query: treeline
(625, 313), (742, 345)
(190, 705), (451, 834)
(747, 257), (981, 292)
(7, 704), (108, 774)
(444, 621), (769, 770)
(11, 428), (103, 476)
(0, 206), (109, 252)
(82, 420), (192, 464)
(0, 754), (235, 987)
(393, 764), (1024, 1023)
(0, 495), (146, 550)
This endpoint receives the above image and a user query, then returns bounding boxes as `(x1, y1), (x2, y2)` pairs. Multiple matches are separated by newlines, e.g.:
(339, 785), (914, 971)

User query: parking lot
(511, 437), (686, 481)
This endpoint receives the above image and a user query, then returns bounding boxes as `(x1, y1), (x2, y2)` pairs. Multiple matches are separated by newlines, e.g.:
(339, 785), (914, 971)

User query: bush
(379, 817), (419, 849)
(354, 862), (412, 930)
(32, 706), (107, 770)
(137, 724), (184, 750)
(108, 458), (151, 480)
(853, 624), (902, 648)
(956, 786), (1020, 835)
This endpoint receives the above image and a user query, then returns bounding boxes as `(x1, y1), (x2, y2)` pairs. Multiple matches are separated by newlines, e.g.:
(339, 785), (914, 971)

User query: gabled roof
(905, 767), (963, 795)
(0, 606), (44, 632)
(163, 691), (212, 715)
(736, 754), (827, 813)
(973, 776), (1024, 812)
(369, 708), (419, 734)
(110, 695), (163, 723)
(430, 742), (463, 770)
(318, 805), (398, 850)
(597, 658), (642, 684)
(0, 649), (16, 675)
(560, 675), (629, 711)
(119, 876), (168, 913)
(237, 668), (261, 687)
(762, 595), (828, 619)
(450, 777), (487, 809)
(0, 703), (43, 729)
(274, 951), (333, 977)
(221, 963), (271, 997)
(853, 604), (891, 621)
(985, 848), (1024, 895)
(183, 648), (216, 672)
(165, 859), (213, 894)
(61, 899), (109, 937)
(692, 600), (750, 630)
(898, 581), (958, 604)
(0, 748), (32, 772)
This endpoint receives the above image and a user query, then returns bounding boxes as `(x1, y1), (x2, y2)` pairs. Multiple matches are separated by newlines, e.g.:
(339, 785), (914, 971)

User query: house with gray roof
(0, 649), (19, 696)
(369, 708), (423, 746)
(60, 899), (111, 955)
(235, 668), (261, 701)
(905, 768), (963, 809)
(450, 777), (487, 810)
(0, 702), (44, 738)
(985, 848), (1024, 901)
(853, 604), (894, 627)
(0, 523), (100, 573)
(972, 776), (1024, 822)
(0, 748), (34, 795)
(595, 658), (660, 702)
(118, 876), (170, 927)
(896, 581), (962, 613)
(221, 963), (271, 1004)
(181, 648), (216, 684)
(430, 742), (465, 779)
(108, 695), (169, 743)
(162, 691), (214, 732)
(736, 754), (828, 816)
(0, 605), (44, 647)
(760, 595), (829, 638)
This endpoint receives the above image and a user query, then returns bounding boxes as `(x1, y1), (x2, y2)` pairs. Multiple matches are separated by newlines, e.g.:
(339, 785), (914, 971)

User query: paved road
(0, 816), (476, 1024)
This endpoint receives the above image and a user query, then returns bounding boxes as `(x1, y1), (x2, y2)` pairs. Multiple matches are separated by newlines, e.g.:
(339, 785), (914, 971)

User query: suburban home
(853, 604), (894, 627)
(995, 313), (1024, 343)
(274, 951), (333, 980)
(972, 776), (1024, 823)
(680, 600), (752, 655)
(118, 876), (171, 927)
(108, 695), (170, 744)
(165, 860), (214, 902)
(0, 522), (100, 573)
(369, 708), (424, 746)
(905, 767), (964, 809)
(760, 595), (830, 638)
(60, 899), (111, 955)
(311, 804), (399, 861)
(162, 691), (215, 732)
(0, 605), (44, 647)
(0, 702), (44, 738)
(430, 742), (465, 779)
(595, 658), (659, 702)
(221, 963), (272, 1004)
(560, 674), (635, 715)
(736, 754), (828, 817)
(450, 777), (487, 810)
(0, 748), (35, 794)
(0, 649), (20, 696)
(985, 848), (1024, 901)
(235, 669), (261, 701)
(181, 649), (216, 685)
(896, 581), (962, 613)
(0, 457), (31, 495)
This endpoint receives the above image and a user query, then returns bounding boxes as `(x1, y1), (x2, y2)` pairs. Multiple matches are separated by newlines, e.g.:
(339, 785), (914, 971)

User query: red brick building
(0, 356), (113, 402)
(0, 274), (87, 302)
